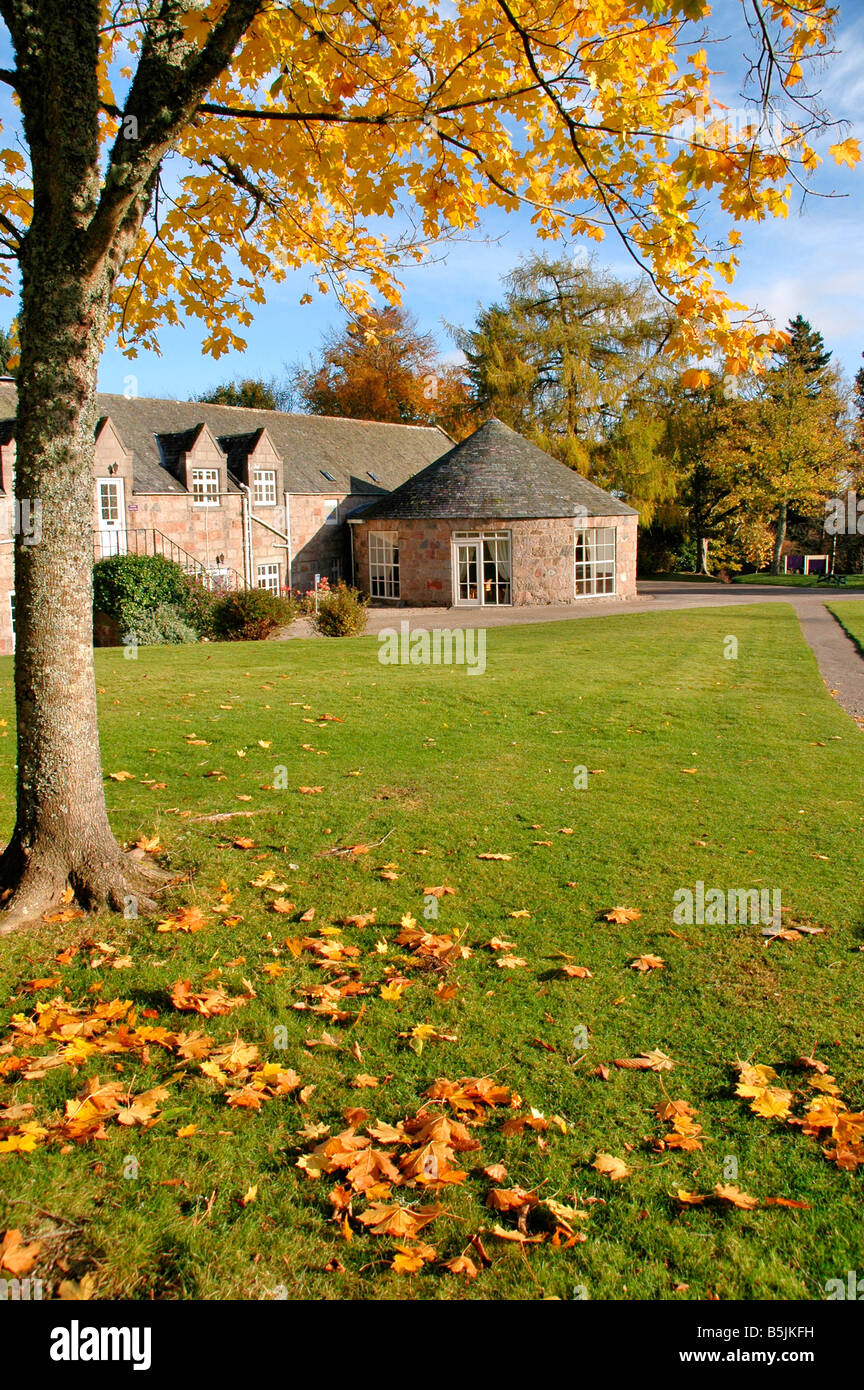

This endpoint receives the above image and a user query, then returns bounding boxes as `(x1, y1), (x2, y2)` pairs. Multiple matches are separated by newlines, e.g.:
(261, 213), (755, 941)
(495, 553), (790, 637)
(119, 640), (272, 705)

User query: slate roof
(354, 418), (638, 521)
(0, 381), (451, 497)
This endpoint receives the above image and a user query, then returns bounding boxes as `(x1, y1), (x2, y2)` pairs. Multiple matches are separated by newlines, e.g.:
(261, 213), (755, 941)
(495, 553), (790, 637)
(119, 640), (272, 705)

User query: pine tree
(452, 254), (677, 516)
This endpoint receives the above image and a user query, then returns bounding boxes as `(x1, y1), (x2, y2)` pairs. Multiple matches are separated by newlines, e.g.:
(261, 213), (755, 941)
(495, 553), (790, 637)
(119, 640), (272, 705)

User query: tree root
(0, 844), (174, 938)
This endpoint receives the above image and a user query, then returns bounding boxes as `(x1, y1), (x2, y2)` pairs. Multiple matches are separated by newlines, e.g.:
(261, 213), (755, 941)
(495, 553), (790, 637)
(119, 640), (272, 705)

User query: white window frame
(256, 561), (281, 595)
(253, 469), (277, 507)
(322, 498), (339, 526)
(8, 590), (14, 648)
(452, 530), (512, 607)
(574, 526), (616, 596)
(369, 532), (400, 599)
(191, 468), (220, 506)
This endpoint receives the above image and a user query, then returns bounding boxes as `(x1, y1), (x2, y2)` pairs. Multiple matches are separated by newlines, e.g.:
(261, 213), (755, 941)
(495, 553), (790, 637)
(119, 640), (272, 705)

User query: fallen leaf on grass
(355, 1203), (440, 1238)
(57, 1273), (97, 1300)
(477, 853), (513, 861)
(170, 979), (250, 1018)
(560, 964), (592, 979)
(630, 955), (665, 972)
(156, 907), (207, 934)
(0, 1229), (43, 1275)
(714, 1184), (759, 1210)
(614, 1050), (674, 1072)
(603, 907), (641, 924)
(592, 1152), (632, 1180)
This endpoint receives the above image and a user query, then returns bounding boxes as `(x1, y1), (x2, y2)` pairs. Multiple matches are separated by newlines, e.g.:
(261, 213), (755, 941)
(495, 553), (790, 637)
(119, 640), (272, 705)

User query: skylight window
(368, 470), (380, 482)
(320, 469), (336, 481)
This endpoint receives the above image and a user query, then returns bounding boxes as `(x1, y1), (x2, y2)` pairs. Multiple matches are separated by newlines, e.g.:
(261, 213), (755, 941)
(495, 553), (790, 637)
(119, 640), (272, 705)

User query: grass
(1, 605), (864, 1302)
(828, 600), (864, 654)
(734, 573), (864, 588)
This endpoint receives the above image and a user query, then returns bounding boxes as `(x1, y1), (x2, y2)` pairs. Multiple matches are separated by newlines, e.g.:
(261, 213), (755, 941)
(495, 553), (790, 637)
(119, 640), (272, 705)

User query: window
(322, 499), (339, 526)
(369, 532), (399, 599)
(191, 468), (219, 506)
(575, 526), (616, 595)
(253, 469), (277, 506)
(98, 480), (120, 523)
(257, 562), (280, 594)
(368, 471), (380, 483)
(8, 591), (14, 645)
(320, 469), (336, 482)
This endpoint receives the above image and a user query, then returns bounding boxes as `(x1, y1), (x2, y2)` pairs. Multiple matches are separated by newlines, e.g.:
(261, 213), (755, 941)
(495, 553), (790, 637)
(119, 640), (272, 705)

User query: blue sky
(2, 5), (862, 396)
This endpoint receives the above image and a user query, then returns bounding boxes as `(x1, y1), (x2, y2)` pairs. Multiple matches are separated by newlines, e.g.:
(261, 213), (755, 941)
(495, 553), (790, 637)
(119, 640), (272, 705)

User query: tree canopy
(294, 307), (470, 435)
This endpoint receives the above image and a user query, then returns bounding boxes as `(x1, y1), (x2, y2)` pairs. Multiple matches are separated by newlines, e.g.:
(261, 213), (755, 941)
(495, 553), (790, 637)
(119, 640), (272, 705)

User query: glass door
(455, 538), (482, 605)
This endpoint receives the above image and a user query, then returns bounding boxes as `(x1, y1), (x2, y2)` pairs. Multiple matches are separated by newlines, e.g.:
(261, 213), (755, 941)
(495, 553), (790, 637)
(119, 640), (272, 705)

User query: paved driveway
(359, 580), (864, 722)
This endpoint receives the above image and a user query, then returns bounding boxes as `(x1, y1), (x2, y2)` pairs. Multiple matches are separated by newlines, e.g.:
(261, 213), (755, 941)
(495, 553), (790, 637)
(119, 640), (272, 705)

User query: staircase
(93, 527), (245, 591)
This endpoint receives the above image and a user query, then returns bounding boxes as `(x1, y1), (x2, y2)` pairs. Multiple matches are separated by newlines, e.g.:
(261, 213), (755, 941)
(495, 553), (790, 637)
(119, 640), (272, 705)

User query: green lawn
(828, 600), (864, 654)
(1, 605), (863, 1301)
(734, 573), (864, 588)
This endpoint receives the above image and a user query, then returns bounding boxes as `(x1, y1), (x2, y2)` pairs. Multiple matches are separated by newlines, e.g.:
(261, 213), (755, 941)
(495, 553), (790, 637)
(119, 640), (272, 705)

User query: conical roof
(354, 419), (637, 521)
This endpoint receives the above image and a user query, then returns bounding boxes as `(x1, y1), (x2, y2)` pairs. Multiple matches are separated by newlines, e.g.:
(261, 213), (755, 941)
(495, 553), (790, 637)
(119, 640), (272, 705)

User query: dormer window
(253, 469), (277, 506)
(191, 468), (219, 505)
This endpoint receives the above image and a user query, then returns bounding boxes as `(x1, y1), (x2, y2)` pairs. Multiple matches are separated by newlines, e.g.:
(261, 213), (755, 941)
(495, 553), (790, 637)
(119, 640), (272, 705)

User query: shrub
(312, 582), (369, 637)
(122, 603), (200, 647)
(94, 553), (195, 630)
(291, 576), (331, 617)
(211, 587), (295, 641)
(181, 577), (220, 638)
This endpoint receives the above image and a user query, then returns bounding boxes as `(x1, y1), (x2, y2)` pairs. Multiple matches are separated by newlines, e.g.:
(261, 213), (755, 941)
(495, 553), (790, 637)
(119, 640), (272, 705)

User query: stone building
(0, 397), (639, 653)
(349, 418), (638, 608)
(0, 381), (450, 653)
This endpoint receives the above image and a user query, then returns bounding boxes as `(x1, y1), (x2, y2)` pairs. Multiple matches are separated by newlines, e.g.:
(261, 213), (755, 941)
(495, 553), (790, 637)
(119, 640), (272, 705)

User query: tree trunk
(697, 536), (710, 574)
(0, 251), (162, 931)
(771, 499), (788, 575)
(0, 3), (162, 932)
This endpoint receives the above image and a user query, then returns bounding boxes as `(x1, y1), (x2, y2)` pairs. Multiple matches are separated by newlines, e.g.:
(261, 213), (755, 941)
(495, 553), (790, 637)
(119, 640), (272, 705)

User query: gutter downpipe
(239, 483), (253, 588)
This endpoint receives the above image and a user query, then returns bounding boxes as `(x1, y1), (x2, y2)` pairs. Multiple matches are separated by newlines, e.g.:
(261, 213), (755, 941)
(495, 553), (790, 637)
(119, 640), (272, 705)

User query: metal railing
(93, 527), (245, 591)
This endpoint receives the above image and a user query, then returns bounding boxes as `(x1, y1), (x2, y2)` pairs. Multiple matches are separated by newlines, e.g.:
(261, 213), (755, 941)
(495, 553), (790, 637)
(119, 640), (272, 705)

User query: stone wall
(351, 513), (638, 607)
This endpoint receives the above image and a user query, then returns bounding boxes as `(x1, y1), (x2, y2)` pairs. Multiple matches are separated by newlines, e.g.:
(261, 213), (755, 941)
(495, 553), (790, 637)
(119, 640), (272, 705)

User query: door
(97, 478), (126, 557)
(454, 538), (482, 605)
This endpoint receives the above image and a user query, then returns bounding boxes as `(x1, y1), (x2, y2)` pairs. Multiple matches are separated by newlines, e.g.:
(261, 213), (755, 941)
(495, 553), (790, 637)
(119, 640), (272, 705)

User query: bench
(816, 572), (847, 587)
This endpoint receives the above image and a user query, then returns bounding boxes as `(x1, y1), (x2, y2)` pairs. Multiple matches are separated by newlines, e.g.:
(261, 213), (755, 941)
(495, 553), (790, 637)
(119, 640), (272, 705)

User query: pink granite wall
(351, 514), (638, 607)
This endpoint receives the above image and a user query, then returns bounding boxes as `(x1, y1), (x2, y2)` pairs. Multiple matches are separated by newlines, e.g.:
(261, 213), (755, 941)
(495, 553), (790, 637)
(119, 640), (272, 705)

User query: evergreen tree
(197, 377), (292, 411)
(452, 254), (677, 516)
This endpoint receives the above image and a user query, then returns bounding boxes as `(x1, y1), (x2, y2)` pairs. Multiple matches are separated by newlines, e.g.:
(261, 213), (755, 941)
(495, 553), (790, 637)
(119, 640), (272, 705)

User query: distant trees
(197, 377), (292, 411)
(294, 308), (470, 438)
